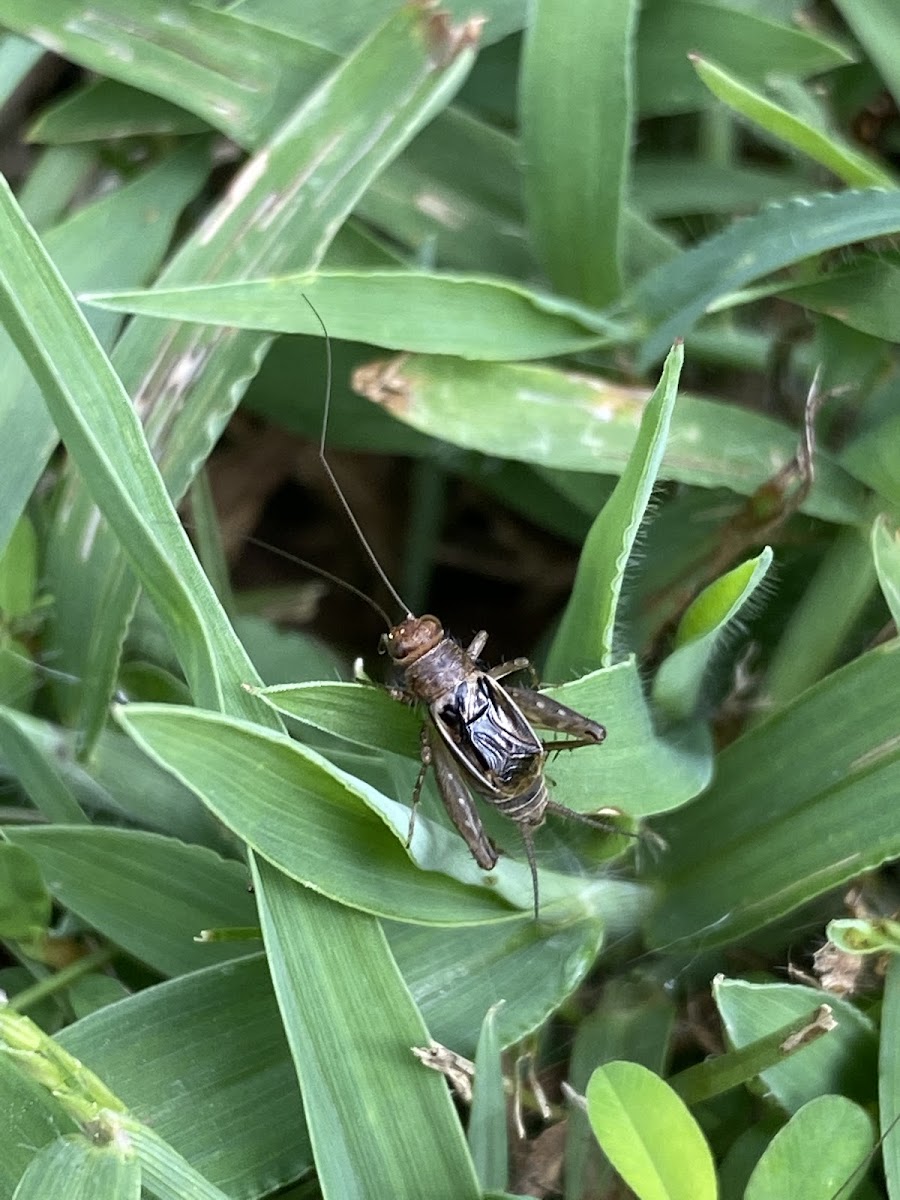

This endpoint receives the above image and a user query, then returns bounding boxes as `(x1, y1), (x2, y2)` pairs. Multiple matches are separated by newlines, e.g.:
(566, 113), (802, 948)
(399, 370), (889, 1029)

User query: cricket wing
(427, 724), (498, 871)
(433, 673), (542, 793)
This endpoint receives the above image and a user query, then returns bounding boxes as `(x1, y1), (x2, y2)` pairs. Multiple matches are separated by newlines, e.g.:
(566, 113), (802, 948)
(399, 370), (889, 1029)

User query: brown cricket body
(382, 614), (609, 917)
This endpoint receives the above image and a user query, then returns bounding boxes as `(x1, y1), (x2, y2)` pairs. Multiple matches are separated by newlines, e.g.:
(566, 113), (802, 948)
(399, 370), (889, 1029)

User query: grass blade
(521, 0), (637, 305)
(545, 342), (682, 679)
(252, 858), (481, 1200)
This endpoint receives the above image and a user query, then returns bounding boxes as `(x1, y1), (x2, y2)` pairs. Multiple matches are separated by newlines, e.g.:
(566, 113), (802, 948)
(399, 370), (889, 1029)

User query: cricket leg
(427, 725), (498, 872)
(505, 686), (606, 749)
(466, 631), (489, 660)
(489, 657), (538, 687)
(406, 725), (432, 849)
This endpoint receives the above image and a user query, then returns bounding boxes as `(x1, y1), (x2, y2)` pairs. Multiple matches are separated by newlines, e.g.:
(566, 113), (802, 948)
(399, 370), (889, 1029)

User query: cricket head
(381, 614), (444, 663)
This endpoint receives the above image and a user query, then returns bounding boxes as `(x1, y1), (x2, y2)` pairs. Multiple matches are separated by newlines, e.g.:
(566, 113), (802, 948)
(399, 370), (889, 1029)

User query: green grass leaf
(649, 640), (900, 948)
(713, 978), (877, 1113)
(691, 55), (895, 188)
(116, 703), (530, 924)
(83, 269), (624, 360)
(28, 78), (210, 143)
(3, 827), (257, 976)
(0, 140), (210, 557)
(636, 1), (852, 117)
(59, 956), (311, 1197)
(833, 0), (900, 110)
(10, 1136), (140, 1200)
(879, 957), (900, 1199)
(521, 0), (637, 305)
(632, 188), (900, 364)
(653, 548), (774, 722)
(352, 354), (866, 525)
(44, 2), (479, 751)
(545, 342), (682, 679)
(469, 1002), (508, 1191)
(253, 860), (481, 1200)
(585, 1060), (717, 1200)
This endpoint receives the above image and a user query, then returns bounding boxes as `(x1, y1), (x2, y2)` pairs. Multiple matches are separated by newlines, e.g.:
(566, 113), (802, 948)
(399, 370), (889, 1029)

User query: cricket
(307, 299), (622, 919)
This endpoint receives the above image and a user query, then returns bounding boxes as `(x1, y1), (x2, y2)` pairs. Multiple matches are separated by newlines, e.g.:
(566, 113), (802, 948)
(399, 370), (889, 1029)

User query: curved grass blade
(691, 55), (895, 188)
(653, 547), (773, 723)
(872, 512), (900, 627)
(0, 0), (332, 149)
(648, 640), (900, 949)
(632, 188), (900, 365)
(252, 858), (481, 1200)
(545, 342), (682, 680)
(351, 354), (866, 525)
(2, 826), (258, 976)
(83, 269), (623, 361)
(468, 1002), (507, 1192)
(58, 954), (311, 1197)
(0, 140), (211, 557)
(116, 703), (543, 924)
(0, 176), (275, 729)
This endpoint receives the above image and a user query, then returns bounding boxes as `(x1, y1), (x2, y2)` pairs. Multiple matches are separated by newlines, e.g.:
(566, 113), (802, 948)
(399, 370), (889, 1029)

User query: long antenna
(303, 294), (412, 619)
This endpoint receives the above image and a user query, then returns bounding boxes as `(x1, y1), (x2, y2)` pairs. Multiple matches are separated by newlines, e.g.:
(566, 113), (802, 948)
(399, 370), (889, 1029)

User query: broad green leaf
(27, 79), (209, 143)
(59, 954), (311, 1197)
(83, 269), (623, 360)
(833, 0), (900, 110)
(879, 956), (900, 1199)
(0, 516), (37, 618)
(632, 189), (900, 365)
(116, 703), (533, 924)
(0, 175), (276, 731)
(0, 140), (211, 558)
(469, 1003), (507, 1192)
(585, 1061), (716, 1200)
(691, 55), (894, 188)
(252, 859), (481, 1200)
(545, 342), (682, 679)
(45, 4), (479, 751)
(653, 548), (773, 722)
(351, 354), (866, 525)
(636, 1), (852, 117)
(0, 843), (50, 940)
(744, 1095), (873, 1200)
(3, 826), (258, 976)
(521, 0), (637, 305)
(713, 978), (877, 1114)
(873, 513), (900, 627)
(11, 1136), (140, 1200)
(0, 1), (331, 149)
(648, 640), (900, 949)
